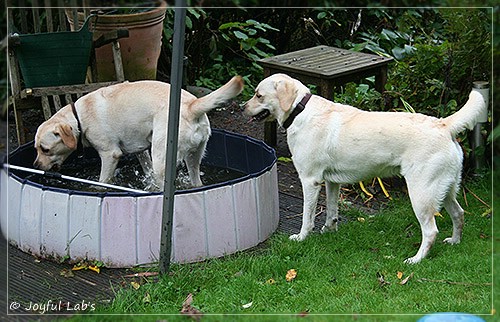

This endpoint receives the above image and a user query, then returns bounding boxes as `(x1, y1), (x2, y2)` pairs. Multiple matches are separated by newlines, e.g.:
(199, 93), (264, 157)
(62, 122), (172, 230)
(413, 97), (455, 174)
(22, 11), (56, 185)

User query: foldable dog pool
(0, 129), (279, 267)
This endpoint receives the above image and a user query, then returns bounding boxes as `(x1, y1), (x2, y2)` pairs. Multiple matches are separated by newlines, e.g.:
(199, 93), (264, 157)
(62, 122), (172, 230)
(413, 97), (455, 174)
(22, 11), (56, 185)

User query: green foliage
(378, 8), (490, 118)
(334, 83), (383, 111)
(217, 19), (277, 62)
(202, 18), (278, 98)
(306, 8), (492, 119)
(162, 9), (279, 98)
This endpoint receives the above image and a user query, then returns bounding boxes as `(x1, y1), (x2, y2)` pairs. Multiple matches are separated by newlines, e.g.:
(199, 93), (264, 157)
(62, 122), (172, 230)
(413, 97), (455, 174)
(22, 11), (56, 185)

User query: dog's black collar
(70, 102), (84, 157)
(282, 93), (312, 129)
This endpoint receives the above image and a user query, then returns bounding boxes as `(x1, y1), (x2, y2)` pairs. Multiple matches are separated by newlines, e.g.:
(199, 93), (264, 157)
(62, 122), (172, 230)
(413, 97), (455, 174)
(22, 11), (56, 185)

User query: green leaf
(247, 28), (257, 36)
(219, 22), (241, 30)
(351, 42), (368, 52)
(400, 97), (416, 113)
(187, 8), (201, 19)
(234, 30), (249, 40)
(246, 52), (261, 61)
(185, 16), (192, 29)
(252, 46), (268, 58)
(278, 157), (293, 163)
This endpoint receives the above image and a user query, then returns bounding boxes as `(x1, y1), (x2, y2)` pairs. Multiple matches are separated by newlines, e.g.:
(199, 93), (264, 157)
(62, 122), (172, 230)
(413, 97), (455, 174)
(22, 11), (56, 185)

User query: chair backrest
(7, 1), (126, 144)
(6, 0), (92, 32)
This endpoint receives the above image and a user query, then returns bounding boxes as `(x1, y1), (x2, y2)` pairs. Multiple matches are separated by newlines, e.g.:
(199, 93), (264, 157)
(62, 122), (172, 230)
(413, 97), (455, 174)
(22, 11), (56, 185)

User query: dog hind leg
(184, 144), (206, 187)
(290, 178), (321, 241)
(404, 177), (440, 264)
(442, 182), (464, 244)
(321, 181), (340, 233)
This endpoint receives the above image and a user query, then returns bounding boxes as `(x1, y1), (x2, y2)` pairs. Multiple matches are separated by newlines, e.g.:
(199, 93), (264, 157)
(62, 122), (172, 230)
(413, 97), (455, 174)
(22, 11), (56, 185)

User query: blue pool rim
(5, 129), (277, 197)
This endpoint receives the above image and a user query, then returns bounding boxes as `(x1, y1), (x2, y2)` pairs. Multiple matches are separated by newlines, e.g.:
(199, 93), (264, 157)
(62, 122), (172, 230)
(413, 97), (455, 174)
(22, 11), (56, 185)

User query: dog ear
(56, 124), (77, 150)
(275, 80), (296, 112)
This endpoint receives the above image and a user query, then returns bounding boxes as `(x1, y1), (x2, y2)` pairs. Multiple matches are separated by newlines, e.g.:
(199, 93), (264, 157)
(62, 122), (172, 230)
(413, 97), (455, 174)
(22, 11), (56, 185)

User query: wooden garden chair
(6, 0), (129, 145)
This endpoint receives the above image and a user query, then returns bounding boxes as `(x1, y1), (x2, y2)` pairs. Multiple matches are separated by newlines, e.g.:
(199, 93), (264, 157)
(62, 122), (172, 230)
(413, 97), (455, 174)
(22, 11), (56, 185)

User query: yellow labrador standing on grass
(243, 73), (485, 264)
(34, 76), (244, 190)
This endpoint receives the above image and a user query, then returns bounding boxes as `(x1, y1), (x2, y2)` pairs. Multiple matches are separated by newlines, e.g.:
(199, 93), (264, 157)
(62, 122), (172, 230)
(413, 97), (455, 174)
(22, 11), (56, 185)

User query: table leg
(319, 80), (335, 101)
(264, 121), (277, 147)
(375, 66), (388, 93)
(262, 67), (278, 147)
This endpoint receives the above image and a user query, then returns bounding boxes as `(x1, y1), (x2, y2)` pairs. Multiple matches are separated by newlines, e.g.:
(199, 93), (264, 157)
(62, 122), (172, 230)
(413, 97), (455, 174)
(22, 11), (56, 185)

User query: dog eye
(41, 147), (50, 154)
(256, 93), (262, 99)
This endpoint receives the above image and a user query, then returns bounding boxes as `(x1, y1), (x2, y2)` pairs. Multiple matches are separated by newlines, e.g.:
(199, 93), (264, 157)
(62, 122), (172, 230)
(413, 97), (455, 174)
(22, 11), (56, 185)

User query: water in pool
(23, 153), (246, 192)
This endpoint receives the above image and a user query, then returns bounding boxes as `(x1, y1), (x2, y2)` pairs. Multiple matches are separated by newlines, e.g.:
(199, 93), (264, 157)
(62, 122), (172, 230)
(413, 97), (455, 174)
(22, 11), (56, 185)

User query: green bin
(14, 15), (96, 88)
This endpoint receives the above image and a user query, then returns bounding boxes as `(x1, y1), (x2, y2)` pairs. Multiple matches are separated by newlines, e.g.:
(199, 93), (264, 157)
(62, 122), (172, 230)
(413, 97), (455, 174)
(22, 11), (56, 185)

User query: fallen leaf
(286, 269), (297, 282)
(434, 212), (443, 217)
(88, 265), (100, 274)
(131, 281), (140, 290)
(400, 272), (414, 285)
(181, 293), (202, 321)
(397, 271), (403, 279)
(266, 278), (275, 284)
(72, 263), (87, 271)
(278, 156), (292, 163)
(242, 302), (253, 309)
(143, 292), (151, 304)
(357, 217), (365, 223)
(481, 208), (492, 217)
(60, 268), (74, 278)
(183, 293), (193, 307)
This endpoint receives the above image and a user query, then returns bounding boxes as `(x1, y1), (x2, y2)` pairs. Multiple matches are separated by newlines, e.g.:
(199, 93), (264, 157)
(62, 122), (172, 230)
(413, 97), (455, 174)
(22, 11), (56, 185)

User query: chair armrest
(7, 34), (21, 48)
(93, 29), (129, 48)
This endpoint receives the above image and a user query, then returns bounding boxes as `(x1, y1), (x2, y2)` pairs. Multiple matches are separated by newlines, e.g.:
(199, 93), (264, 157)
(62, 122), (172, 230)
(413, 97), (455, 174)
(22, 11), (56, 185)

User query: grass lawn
(68, 172), (494, 321)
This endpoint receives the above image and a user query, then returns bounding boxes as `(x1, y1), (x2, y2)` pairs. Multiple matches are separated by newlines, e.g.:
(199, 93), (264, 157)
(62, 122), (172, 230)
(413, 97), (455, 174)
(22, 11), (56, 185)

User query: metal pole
(3, 164), (148, 194)
(159, 1), (186, 274)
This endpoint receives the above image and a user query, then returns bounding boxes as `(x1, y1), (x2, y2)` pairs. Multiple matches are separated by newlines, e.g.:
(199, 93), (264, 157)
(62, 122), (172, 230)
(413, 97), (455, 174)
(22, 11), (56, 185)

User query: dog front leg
(321, 181), (340, 233)
(136, 150), (153, 176)
(98, 150), (122, 183)
(290, 179), (321, 241)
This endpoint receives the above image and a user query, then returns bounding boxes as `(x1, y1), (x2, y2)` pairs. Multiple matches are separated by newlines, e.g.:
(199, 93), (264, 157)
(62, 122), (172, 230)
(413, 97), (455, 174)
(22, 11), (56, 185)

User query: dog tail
(189, 76), (244, 117)
(443, 90), (486, 137)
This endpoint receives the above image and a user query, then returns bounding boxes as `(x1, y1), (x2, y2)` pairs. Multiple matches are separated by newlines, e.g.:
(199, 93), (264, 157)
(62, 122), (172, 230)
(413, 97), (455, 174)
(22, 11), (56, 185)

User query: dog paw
(403, 256), (421, 265)
(443, 237), (460, 245)
(321, 223), (338, 234)
(289, 234), (306, 241)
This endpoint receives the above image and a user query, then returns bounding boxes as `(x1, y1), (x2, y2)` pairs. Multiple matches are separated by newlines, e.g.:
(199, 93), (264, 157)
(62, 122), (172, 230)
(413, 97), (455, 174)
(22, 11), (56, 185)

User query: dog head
(33, 117), (78, 171)
(243, 73), (310, 126)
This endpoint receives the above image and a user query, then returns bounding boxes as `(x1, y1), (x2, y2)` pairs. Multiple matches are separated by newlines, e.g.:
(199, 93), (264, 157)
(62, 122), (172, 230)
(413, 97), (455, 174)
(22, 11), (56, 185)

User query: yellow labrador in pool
(34, 76), (244, 190)
(243, 73), (485, 264)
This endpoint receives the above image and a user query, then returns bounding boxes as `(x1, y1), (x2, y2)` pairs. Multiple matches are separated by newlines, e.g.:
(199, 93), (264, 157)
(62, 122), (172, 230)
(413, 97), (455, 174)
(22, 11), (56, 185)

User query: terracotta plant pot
(67, 1), (167, 82)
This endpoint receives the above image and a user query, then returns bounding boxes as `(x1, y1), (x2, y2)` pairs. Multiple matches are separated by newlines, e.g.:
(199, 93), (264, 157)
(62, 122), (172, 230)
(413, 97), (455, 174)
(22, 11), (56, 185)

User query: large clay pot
(67, 1), (167, 82)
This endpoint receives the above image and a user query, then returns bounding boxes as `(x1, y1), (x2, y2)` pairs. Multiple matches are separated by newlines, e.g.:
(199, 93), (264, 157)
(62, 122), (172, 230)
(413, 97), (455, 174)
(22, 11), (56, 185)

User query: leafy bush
(162, 8), (279, 98)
